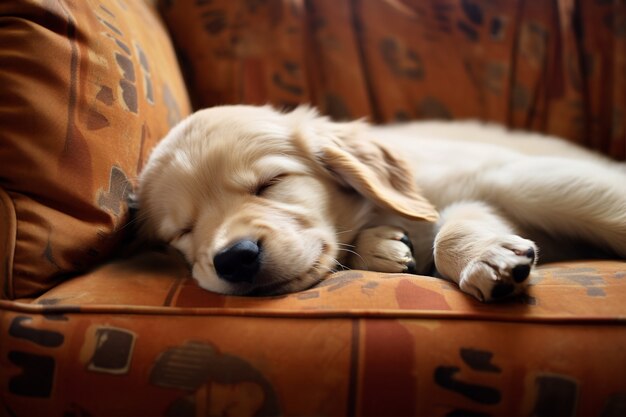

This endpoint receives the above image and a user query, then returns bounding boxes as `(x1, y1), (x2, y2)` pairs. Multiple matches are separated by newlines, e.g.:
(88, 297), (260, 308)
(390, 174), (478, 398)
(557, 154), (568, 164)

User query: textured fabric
(1, 256), (625, 416)
(160, 0), (626, 160)
(0, 0), (192, 299)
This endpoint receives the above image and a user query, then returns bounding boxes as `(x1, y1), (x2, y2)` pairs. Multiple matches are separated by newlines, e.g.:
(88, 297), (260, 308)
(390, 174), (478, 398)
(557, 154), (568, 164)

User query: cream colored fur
(138, 105), (626, 301)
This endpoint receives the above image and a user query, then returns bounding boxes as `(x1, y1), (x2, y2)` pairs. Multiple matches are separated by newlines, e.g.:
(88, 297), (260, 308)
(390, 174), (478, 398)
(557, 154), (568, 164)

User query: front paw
(459, 235), (537, 302)
(348, 226), (417, 273)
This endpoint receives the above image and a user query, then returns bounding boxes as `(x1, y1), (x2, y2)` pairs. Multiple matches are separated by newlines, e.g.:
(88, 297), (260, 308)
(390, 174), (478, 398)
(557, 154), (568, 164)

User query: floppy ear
(291, 107), (438, 222)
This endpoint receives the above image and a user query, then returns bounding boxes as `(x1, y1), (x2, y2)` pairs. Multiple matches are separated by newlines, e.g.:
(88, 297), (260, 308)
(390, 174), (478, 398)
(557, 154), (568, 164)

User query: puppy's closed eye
(254, 174), (288, 197)
(170, 226), (193, 243)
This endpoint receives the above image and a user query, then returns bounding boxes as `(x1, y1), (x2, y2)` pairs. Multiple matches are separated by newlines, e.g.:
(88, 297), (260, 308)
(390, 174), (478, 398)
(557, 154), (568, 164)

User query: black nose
(213, 239), (261, 283)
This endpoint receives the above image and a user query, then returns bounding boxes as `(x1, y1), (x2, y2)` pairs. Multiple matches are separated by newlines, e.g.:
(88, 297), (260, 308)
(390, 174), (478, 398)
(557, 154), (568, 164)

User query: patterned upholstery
(160, 0), (626, 159)
(0, 1), (625, 416)
(0, 0), (191, 298)
(1, 253), (625, 415)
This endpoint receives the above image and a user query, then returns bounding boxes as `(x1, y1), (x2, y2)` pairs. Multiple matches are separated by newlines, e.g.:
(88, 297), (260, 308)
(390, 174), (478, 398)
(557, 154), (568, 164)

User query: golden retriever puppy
(137, 105), (626, 301)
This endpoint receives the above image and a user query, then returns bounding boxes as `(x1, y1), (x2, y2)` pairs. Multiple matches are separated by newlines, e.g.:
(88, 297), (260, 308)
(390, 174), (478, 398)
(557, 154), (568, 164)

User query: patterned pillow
(0, 0), (191, 299)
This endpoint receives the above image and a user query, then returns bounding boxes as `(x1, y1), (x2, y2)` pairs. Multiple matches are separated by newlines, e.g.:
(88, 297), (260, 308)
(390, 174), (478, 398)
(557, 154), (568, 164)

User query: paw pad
(512, 264), (531, 283)
(399, 233), (415, 254)
(459, 235), (538, 302)
(491, 283), (515, 299)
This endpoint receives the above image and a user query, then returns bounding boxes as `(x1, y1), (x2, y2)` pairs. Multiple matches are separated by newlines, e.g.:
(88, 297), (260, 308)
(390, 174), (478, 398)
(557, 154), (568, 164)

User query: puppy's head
(137, 105), (437, 295)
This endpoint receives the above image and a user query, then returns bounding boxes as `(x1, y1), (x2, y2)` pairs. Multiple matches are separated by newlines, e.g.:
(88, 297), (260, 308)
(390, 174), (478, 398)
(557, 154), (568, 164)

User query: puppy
(137, 105), (626, 301)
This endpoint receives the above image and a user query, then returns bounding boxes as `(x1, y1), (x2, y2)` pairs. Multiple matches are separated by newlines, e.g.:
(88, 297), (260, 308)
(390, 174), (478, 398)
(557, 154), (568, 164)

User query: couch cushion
(0, 0), (192, 299)
(1, 259), (624, 415)
(6, 254), (625, 322)
(159, 0), (626, 160)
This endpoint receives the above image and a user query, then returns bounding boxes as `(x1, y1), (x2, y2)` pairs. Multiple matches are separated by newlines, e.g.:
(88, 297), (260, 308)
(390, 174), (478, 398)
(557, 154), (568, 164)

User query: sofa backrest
(0, 0), (191, 299)
(159, 0), (625, 160)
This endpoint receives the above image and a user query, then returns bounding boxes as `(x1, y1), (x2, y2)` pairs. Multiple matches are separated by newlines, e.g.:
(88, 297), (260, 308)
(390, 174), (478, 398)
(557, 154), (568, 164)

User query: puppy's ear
(292, 107), (438, 222)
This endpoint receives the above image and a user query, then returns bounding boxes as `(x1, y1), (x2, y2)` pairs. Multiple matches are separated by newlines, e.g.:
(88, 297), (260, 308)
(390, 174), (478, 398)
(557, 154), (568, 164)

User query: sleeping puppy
(137, 105), (626, 301)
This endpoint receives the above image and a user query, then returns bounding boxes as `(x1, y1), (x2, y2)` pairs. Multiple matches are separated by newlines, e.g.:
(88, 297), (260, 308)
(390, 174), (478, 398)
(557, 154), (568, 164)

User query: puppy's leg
(434, 201), (537, 302)
(483, 158), (626, 258)
(348, 226), (417, 273)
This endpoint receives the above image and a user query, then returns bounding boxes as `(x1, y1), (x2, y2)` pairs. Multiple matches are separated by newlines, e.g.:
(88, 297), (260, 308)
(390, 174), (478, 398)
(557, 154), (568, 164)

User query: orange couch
(1, 1), (625, 416)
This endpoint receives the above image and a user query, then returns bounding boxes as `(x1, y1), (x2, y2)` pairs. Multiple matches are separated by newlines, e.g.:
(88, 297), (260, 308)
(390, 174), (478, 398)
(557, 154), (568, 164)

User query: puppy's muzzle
(213, 239), (261, 283)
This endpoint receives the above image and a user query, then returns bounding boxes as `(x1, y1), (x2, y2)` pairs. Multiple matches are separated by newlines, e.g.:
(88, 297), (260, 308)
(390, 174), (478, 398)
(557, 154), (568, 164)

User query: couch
(1, 1), (625, 416)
